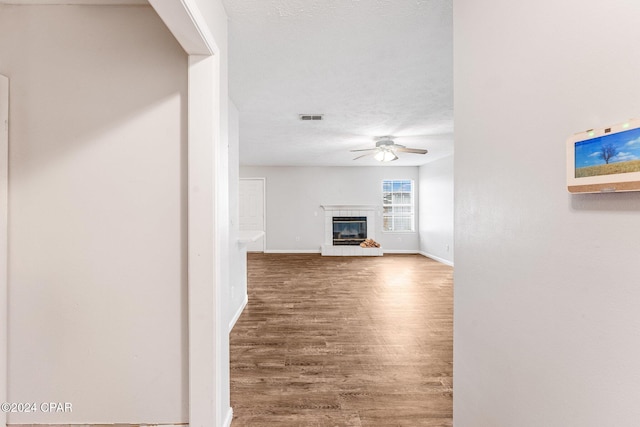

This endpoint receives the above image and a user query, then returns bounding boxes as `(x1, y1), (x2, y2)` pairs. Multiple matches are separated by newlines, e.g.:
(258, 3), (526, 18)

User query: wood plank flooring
(230, 253), (453, 426)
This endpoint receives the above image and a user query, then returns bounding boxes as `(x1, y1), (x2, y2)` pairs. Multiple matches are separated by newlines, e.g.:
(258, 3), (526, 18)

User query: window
(382, 179), (414, 232)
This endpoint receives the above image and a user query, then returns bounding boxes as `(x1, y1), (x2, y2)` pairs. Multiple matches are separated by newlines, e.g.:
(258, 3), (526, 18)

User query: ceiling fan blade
(395, 147), (428, 154)
(353, 153), (374, 160)
(350, 148), (378, 153)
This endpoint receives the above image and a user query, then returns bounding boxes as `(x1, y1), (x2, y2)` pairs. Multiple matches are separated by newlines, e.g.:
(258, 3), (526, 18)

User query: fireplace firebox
(332, 216), (367, 246)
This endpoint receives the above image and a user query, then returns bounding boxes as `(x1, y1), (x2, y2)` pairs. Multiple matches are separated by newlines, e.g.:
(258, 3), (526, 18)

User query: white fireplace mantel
(320, 204), (383, 256)
(321, 204), (377, 211)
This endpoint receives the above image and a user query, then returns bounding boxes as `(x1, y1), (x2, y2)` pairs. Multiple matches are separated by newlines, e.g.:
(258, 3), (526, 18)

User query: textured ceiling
(223, 0), (453, 166)
(3, 0), (453, 166)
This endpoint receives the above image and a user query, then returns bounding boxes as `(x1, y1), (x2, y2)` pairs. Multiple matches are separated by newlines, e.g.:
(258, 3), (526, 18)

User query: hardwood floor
(230, 253), (453, 426)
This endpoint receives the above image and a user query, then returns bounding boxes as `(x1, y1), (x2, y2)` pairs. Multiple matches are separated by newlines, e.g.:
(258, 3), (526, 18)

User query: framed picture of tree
(567, 117), (640, 193)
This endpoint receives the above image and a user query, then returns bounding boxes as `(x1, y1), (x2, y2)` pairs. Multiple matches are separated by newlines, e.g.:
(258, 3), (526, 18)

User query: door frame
(148, 1), (231, 426)
(240, 177), (267, 252)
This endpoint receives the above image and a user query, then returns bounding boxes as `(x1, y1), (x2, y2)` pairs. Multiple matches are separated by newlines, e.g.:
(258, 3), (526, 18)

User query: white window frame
(382, 179), (415, 232)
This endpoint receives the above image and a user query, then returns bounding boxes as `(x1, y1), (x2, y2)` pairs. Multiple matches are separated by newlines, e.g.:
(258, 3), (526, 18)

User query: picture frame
(567, 117), (640, 193)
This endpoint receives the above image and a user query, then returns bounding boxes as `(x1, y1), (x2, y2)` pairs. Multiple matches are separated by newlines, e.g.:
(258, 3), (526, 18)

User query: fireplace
(321, 205), (381, 256)
(333, 216), (367, 246)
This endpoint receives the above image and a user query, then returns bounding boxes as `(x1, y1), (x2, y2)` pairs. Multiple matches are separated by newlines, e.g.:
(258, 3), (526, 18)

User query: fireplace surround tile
(320, 204), (382, 257)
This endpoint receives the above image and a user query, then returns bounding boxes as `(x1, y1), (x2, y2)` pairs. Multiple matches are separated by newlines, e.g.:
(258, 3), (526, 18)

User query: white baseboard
(264, 249), (321, 254)
(223, 407), (233, 427)
(229, 294), (248, 332)
(383, 249), (420, 254)
(419, 251), (454, 267)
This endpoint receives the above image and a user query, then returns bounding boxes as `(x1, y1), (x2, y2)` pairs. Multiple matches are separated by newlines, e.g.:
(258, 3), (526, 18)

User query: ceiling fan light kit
(374, 149), (398, 162)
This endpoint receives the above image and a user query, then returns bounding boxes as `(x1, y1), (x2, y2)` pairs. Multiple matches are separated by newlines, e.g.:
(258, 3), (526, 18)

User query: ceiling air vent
(299, 114), (324, 121)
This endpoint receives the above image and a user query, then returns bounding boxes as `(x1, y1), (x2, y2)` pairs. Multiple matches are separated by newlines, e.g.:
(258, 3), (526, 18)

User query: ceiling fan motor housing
(375, 136), (401, 148)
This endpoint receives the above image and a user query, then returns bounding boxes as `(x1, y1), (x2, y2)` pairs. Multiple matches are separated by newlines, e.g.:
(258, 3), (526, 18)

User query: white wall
(419, 155), (454, 265)
(0, 5), (188, 424)
(0, 74), (7, 427)
(455, 1), (640, 426)
(240, 166), (420, 252)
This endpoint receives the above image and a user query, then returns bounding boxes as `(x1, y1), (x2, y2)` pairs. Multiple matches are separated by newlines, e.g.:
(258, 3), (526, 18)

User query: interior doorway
(239, 178), (266, 252)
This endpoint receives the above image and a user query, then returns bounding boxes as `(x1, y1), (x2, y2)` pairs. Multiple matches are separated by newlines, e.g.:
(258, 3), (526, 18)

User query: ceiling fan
(351, 136), (428, 162)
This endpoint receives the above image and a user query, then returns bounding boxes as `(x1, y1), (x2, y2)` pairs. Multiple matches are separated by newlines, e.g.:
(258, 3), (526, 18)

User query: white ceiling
(2, 0), (453, 166)
(222, 0), (453, 167)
